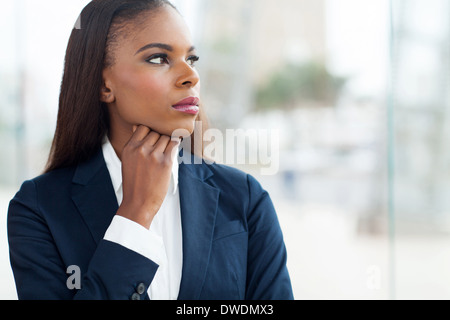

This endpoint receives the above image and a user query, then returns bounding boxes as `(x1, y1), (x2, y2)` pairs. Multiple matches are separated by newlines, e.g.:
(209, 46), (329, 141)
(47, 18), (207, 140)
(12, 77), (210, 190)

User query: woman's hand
(116, 125), (181, 229)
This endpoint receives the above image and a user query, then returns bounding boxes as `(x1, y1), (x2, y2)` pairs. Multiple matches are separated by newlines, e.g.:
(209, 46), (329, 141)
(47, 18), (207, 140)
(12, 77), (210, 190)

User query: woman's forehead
(120, 6), (193, 51)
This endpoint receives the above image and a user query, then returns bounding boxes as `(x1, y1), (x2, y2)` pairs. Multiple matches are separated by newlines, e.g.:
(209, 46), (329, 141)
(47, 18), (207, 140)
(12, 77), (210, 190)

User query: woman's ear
(100, 71), (115, 103)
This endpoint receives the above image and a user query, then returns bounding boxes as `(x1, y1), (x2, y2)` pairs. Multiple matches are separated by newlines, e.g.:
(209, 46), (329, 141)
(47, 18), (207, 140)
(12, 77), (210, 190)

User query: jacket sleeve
(245, 174), (294, 300)
(7, 179), (158, 300)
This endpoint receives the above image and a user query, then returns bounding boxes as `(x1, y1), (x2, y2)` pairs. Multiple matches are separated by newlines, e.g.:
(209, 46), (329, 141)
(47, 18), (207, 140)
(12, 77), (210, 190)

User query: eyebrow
(134, 43), (196, 55)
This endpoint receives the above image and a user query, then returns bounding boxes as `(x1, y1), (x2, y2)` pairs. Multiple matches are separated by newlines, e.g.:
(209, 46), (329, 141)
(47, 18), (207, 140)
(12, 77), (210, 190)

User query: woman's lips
(172, 105), (200, 115)
(172, 97), (200, 115)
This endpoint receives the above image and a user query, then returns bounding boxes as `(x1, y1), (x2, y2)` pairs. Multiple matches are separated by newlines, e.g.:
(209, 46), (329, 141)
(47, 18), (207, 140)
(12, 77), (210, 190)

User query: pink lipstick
(172, 97), (200, 115)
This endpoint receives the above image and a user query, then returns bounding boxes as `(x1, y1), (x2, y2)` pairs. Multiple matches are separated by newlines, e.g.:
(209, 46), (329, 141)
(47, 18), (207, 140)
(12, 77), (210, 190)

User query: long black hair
(44, 0), (208, 173)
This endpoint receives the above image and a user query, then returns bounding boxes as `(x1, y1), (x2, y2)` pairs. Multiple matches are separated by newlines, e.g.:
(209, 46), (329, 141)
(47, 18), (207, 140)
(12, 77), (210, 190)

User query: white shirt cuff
(103, 215), (166, 266)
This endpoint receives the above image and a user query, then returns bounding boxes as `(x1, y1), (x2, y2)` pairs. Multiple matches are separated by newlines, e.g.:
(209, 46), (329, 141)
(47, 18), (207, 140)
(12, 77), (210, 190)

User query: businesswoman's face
(101, 5), (201, 141)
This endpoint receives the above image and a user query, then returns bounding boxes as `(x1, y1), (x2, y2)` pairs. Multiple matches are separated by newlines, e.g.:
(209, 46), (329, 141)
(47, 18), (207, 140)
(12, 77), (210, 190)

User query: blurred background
(0, 0), (449, 299)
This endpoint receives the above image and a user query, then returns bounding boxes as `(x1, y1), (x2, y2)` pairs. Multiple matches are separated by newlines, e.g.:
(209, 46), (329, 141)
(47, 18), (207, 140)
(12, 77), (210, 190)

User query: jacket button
(136, 283), (146, 295)
(131, 293), (141, 300)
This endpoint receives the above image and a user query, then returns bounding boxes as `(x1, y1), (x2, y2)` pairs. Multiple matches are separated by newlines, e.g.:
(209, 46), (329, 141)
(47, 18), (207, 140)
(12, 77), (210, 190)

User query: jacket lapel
(71, 149), (119, 245)
(177, 158), (220, 300)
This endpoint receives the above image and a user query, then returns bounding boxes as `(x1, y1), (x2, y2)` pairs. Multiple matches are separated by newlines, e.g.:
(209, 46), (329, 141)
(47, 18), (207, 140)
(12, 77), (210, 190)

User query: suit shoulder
(207, 162), (248, 181)
(30, 166), (76, 188)
(8, 166), (74, 219)
(204, 161), (267, 197)
(13, 166), (76, 204)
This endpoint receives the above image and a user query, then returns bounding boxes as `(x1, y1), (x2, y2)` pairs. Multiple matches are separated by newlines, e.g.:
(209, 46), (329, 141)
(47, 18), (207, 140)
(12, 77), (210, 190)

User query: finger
(142, 130), (161, 147)
(152, 135), (172, 154)
(130, 125), (151, 142)
(164, 138), (182, 158)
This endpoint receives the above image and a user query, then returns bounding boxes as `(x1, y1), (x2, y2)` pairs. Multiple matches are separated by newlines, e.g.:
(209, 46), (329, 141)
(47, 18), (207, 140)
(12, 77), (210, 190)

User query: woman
(8, 0), (293, 300)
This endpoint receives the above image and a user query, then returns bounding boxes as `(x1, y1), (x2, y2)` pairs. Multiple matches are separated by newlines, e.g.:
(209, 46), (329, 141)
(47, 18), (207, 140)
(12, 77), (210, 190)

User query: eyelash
(146, 53), (200, 67)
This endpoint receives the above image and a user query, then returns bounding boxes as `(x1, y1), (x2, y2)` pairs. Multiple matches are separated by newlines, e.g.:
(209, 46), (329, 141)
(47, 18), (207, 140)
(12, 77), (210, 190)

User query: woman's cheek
(120, 66), (162, 93)
(117, 72), (168, 112)
(137, 75), (167, 99)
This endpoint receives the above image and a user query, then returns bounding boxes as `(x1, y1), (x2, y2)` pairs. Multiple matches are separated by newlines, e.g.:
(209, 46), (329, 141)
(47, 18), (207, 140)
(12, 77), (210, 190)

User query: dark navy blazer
(7, 149), (293, 300)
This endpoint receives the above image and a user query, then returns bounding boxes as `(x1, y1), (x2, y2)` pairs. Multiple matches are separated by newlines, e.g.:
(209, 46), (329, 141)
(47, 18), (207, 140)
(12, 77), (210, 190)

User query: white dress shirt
(101, 136), (183, 300)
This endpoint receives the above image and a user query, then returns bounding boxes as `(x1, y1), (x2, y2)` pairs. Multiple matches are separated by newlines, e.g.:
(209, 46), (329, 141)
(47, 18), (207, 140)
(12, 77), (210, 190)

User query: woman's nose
(175, 62), (200, 88)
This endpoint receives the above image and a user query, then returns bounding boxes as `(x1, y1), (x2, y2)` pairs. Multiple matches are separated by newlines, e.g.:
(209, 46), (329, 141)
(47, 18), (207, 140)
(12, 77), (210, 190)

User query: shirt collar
(102, 135), (179, 195)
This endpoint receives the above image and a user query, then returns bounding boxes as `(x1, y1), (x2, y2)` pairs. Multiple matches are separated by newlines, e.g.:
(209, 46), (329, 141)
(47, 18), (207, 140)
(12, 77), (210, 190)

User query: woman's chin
(134, 118), (197, 138)
(168, 126), (195, 138)
(166, 121), (198, 138)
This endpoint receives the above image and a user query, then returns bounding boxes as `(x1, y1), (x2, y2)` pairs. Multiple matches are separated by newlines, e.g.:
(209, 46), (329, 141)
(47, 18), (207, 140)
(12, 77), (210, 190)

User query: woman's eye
(145, 54), (199, 67)
(146, 55), (168, 65)
(187, 55), (200, 67)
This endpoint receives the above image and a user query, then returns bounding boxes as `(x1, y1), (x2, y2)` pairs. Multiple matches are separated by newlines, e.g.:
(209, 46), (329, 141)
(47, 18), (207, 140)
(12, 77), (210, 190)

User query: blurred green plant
(0, 111), (7, 133)
(254, 61), (347, 111)
(211, 36), (239, 54)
